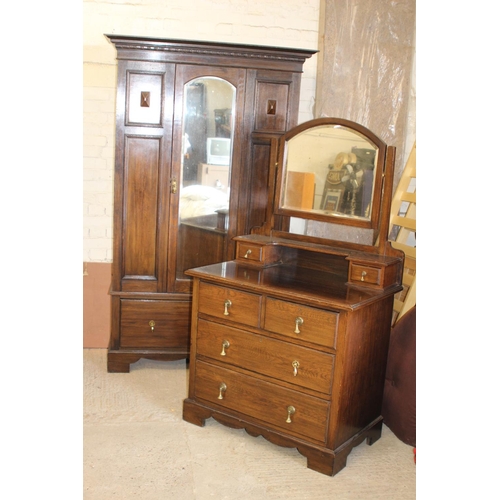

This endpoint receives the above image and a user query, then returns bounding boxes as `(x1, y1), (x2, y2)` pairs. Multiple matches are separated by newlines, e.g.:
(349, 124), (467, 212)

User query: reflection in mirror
(176, 77), (236, 279)
(281, 125), (378, 221)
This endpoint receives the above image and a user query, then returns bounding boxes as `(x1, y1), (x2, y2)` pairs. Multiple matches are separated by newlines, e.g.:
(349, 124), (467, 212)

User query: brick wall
(83, 0), (321, 263)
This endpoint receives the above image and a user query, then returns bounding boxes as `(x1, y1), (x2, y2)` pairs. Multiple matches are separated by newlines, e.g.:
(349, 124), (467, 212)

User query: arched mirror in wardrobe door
(173, 74), (238, 290)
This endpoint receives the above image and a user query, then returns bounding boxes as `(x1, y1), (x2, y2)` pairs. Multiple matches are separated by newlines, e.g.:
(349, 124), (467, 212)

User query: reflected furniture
(182, 117), (404, 476)
(197, 163), (230, 191)
(106, 35), (315, 372)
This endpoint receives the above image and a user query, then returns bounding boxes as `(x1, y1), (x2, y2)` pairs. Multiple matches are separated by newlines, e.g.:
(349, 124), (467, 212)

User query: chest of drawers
(183, 259), (401, 476)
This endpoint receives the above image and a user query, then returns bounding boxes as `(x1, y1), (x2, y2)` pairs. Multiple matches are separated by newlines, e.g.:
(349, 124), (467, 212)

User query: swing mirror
(274, 118), (389, 244)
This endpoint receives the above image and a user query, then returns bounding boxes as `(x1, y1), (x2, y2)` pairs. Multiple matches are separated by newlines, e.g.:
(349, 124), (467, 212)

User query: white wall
(83, 0), (321, 263)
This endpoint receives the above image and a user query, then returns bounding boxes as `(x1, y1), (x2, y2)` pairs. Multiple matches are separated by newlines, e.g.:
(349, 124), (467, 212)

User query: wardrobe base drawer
(119, 299), (190, 349)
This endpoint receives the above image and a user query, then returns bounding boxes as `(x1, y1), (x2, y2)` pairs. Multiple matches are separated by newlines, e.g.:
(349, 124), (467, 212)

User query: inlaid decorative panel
(254, 81), (290, 132)
(126, 71), (164, 126)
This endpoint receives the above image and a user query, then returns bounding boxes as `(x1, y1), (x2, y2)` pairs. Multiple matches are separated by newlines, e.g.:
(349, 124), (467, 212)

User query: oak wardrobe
(106, 35), (315, 372)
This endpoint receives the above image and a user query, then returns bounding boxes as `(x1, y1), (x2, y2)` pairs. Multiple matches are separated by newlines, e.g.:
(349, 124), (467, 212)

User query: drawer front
(236, 242), (282, 266)
(120, 299), (190, 348)
(198, 282), (261, 328)
(236, 242), (263, 263)
(349, 264), (381, 286)
(264, 298), (338, 349)
(194, 361), (329, 444)
(196, 319), (335, 394)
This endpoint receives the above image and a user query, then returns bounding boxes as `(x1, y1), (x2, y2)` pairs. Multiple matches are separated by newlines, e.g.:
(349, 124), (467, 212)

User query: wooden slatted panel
(392, 215), (416, 231)
(389, 142), (416, 325)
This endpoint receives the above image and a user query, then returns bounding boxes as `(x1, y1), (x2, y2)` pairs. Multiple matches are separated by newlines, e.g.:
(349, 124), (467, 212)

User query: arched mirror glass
(176, 77), (236, 279)
(281, 124), (379, 221)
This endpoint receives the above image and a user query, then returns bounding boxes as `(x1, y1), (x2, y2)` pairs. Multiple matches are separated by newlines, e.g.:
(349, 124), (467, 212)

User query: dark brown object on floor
(382, 305), (416, 447)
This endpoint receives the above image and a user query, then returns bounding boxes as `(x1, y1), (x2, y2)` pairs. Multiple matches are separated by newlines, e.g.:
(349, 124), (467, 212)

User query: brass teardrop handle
(361, 270), (367, 282)
(286, 405), (296, 423)
(292, 360), (300, 377)
(218, 382), (227, 400)
(244, 249), (252, 258)
(223, 299), (232, 316)
(220, 340), (230, 356)
(294, 317), (304, 334)
(149, 320), (155, 332)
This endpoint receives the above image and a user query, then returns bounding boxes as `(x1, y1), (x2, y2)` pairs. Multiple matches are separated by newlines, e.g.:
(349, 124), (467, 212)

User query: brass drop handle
(149, 320), (156, 332)
(286, 405), (296, 423)
(292, 360), (300, 377)
(223, 299), (232, 316)
(218, 382), (227, 400)
(220, 340), (230, 356)
(294, 317), (304, 334)
(360, 270), (367, 282)
(244, 249), (252, 259)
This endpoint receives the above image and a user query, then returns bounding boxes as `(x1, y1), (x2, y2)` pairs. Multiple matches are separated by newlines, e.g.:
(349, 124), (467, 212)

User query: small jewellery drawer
(194, 360), (330, 444)
(236, 241), (282, 266)
(120, 299), (190, 348)
(236, 242), (264, 263)
(264, 298), (339, 349)
(349, 264), (381, 286)
(196, 319), (335, 394)
(198, 282), (261, 328)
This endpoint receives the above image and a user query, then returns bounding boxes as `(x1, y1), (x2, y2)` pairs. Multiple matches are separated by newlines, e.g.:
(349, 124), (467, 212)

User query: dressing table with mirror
(182, 117), (404, 476)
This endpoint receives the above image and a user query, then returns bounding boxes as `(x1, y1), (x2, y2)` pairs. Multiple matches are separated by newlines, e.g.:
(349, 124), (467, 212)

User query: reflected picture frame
(323, 190), (342, 212)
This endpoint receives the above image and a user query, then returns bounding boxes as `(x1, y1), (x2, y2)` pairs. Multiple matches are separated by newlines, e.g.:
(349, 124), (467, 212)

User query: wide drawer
(194, 360), (329, 444)
(196, 319), (334, 394)
(198, 282), (261, 328)
(264, 298), (339, 349)
(120, 299), (190, 348)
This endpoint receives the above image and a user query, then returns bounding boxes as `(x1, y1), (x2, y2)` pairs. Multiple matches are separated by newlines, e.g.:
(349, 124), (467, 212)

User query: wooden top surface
(186, 261), (401, 311)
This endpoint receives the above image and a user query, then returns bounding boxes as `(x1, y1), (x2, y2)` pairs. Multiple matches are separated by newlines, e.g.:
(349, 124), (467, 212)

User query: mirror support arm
(377, 145), (396, 255)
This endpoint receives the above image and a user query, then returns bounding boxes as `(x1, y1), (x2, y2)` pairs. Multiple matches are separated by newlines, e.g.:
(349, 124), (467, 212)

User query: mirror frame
(274, 117), (387, 229)
(266, 117), (396, 254)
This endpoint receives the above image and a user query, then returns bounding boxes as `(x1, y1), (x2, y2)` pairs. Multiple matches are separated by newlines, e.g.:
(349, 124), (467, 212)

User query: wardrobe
(106, 35), (315, 372)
